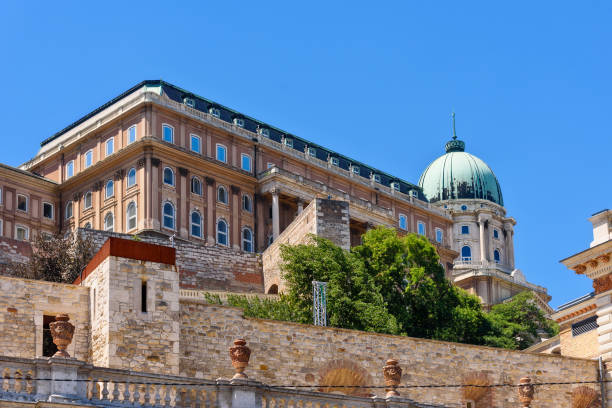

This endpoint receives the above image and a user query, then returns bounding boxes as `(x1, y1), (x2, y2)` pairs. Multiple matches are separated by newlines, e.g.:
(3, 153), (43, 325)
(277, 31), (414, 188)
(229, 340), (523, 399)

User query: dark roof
(0, 162), (58, 184)
(555, 291), (595, 312)
(592, 208), (610, 216)
(40, 80), (424, 196)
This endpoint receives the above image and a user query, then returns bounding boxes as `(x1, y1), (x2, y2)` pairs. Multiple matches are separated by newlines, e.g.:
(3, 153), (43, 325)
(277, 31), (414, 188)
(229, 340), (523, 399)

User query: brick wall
(179, 300), (599, 408)
(79, 229), (263, 292)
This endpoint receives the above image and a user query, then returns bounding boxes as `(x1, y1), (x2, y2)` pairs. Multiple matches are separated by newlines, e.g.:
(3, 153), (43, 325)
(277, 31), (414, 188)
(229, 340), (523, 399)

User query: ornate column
(93, 181), (103, 230)
(205, 177), (215, 243)
(150, 158), (160, 230)
(271, 189), (280, 240)
(136, 158), (146, 230)
(144, 153), (152, 229)
(478, 214), (487, 263)
(231, 185), (241, 250)
(504, 221), (515, 269)
(178, 167), (188, 239)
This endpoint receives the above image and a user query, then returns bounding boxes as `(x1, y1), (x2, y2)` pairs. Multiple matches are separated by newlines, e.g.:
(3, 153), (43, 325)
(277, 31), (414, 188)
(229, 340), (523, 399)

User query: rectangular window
(17, 194), (28, 212)
(373, 174), (381, 183)
(106, 138), (114, 156)
(572, 316), (598, 336)
(493, 229), (499, 239)
(461, 225), (470, 234)
(141, 281), (148, 313)
(399, 215), (407, 230)
(308, 147), (316, 157)
(162, 124), (174, 143)
(66, 160), (74, 178)
(234, 118), (245, 127)
(352, 166), (360, 175)
(435, 228), (443, 244)
(190, 134), (201, 154)
(259, 128), (270, 137)
(330, 157), (339, 167)
(85, 150), (93, 168)
(241, 154), (252, 172)
(283, 138), (293, 148)
(16, 225), (28, 241)
(417, 221), (426, 236)
(216, 144), (227, 163)
(391, 182), (400, 191)
(43, 202), (54, 219)
(43, 315), (58, 357)
(209, 107), (221, 118)
(128, 125), (137, 144)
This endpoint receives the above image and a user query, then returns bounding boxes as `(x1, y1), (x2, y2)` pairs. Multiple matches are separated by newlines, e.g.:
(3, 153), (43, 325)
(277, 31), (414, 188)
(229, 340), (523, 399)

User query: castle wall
(179, 300), (599, 408)
(0, 276), (89, 361)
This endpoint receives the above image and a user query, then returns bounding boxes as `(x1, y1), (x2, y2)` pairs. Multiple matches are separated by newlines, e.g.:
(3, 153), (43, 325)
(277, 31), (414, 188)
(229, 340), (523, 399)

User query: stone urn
(383, 359), (402, 397)
(229, 339), (251, 379)
(518, 377), (534, 407)
(49, 314), (75, 358)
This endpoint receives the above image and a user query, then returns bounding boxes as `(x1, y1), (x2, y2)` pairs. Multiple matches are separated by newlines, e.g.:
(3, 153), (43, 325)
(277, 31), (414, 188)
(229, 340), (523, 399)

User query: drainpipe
(600, 356), (607, 408)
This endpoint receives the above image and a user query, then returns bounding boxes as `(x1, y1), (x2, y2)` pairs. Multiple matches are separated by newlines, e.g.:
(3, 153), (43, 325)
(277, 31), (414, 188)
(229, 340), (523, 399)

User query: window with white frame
(105, 180), (114, 199)
(283, 137), (293, 148)
(127, 168), (136, 188)
(216, 144), (227, 163)
(307, 147), (316, 157)
(209, 107), (221, 118)
(461, 246), (472, 261)
(17, 194), (28, 212)
(85, 150), (93, 168)
(217, 219), (228, 246)
(191, 176), (202, 195)
(233, 117), (244, 127)
(191, 210), (202, 238)
(241, 154), (251, 172)
(330, 157), (339, 167)
(461, 225), (470, 234)
(162, 124), (174, 143)
(417, 221), (426, 236)
(126, 201), (137, 231)
(190, 134), (201, 154)
(435, 228), (443, 244)
(163, 167), (175, 186)
(104, 212), (114, 232)
(66, 160), (74, 178)
(15, 225), (28, 241)
(163, 202), (175, 230)
(128, 125), (137, 144)
(372, 174), (381, 183)
(106, 138), (114, 156)
(43, 202), (54, 220)
(242, 194), (252, 212)
(84, 191), (92, 209)
(398, 214), (407, 230)
(242, 227), (253, 252)
(352, 165), (360, 175)
(217, 186), (228, 204)
(65, 201), (73, 219)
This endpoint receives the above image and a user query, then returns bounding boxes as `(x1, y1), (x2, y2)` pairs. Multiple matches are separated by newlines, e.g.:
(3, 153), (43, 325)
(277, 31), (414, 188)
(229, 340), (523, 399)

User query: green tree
(483, 291), (559, 350)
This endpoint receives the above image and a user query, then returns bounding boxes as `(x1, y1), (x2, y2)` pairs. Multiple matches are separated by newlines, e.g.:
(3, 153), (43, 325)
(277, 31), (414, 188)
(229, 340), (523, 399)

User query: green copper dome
(418, 133), (504, 206)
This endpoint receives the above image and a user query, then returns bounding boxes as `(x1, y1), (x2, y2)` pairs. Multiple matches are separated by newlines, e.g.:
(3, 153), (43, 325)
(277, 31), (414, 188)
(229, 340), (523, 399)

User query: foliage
(483, 291), (559, 350)
(10, 231), (95, 283)
(204, 292), (300, 322)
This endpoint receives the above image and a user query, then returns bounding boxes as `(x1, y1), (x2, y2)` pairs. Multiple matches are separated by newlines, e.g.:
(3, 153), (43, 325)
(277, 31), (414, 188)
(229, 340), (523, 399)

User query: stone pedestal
(46, 357), (87, 403)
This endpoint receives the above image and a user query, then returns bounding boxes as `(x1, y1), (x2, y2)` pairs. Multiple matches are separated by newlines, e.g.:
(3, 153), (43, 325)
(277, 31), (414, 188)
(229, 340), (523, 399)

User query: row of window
(1, 190), (55, 220)
(460, 246), (502, 263)
(0, 219), (33, 241)
(398, 215), (444, 244)
(161, 124), (253, 172)
(460, 225), (501, 239)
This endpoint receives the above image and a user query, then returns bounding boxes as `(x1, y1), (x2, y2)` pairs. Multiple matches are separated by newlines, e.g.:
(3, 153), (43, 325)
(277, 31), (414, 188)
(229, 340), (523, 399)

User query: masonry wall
(80, 229), (263, 292)
(0, 237), (32, 275)
(0, 276), (89, 361)
(179, 300), (599, 408)
(559, 326), (600, 359)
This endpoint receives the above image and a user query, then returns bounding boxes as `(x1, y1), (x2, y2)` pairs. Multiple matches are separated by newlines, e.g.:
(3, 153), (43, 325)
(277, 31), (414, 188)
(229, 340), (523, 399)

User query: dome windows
(461, 205), (468, 211)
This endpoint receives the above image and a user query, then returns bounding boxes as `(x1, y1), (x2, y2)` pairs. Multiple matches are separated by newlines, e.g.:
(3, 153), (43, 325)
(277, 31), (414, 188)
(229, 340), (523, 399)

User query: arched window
(104, 212), (114, 232)
(242, 227), (253, 252)
(242, 194), (252, 212)
(191, 176), (202, 195)
(461, 246), (472, 262)
(217, 219), (228, 246)
(105, 180), (114, 199)
(126, 201), (137, 231)
(163, 202), (175, 230)
(65, 201), (73, 219)
(494, 249), (501, 264)
(127, 168), (136, 188)
(84, 191), (92, 209)
(398, 214), (407, 230)
(217, 186), (228, 204)
(163, 167), (175, 186)
(191, 211), (202, 237)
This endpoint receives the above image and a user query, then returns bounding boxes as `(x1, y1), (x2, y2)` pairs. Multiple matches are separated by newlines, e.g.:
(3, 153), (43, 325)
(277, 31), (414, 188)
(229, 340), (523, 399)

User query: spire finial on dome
(445, 111), (465, 153)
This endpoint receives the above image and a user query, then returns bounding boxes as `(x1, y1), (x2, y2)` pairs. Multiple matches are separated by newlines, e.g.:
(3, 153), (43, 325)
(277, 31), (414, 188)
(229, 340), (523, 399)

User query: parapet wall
(179, 300), (599, 408)
(79, 229), (263, 292)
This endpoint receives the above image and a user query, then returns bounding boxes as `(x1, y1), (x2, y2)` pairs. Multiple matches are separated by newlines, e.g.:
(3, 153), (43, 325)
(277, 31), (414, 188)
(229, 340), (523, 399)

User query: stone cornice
(560, 240), (612, 279)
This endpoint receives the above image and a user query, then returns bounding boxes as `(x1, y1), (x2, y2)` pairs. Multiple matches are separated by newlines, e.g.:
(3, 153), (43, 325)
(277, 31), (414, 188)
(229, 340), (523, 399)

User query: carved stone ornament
(598, 254), (611, 264)
(229, 339), (251, 379)
(136, 158), (146, 169)
(573, 264), (587, 274)
(205, 177), (215, 186)
(518, 377), (534, 407)
(151, 158), (160, 167)
(72, 193), (80, 202)
(231, 185), (241, 195)
(593, 275), (612, 294)
(93, 181), (104, 191)
(383, 359), (402, 397)
(49, 314), (75, 358)
(178, 167), (188, 177)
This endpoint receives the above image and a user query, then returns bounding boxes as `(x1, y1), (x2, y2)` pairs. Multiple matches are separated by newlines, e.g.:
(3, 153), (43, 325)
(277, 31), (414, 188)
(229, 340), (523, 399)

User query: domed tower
(418, 114), (550, 310)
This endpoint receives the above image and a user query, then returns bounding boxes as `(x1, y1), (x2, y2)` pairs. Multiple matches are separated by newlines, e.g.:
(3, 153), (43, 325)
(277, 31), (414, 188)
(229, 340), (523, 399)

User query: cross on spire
(451, 112), (457, 140)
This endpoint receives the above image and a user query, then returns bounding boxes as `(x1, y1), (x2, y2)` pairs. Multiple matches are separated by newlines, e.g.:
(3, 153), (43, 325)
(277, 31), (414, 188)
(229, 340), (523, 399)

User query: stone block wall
(179, 300), (599, 408)
(0, 237), (32, 274)
(314, 199), (350, 250)
(79, 229), (263, 292)
(0, 276), (89, 361)
(83, 255), (180, 375)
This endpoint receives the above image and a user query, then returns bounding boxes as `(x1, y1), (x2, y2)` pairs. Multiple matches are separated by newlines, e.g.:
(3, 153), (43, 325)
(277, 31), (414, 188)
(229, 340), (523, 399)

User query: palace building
(0, 80), (547, 307)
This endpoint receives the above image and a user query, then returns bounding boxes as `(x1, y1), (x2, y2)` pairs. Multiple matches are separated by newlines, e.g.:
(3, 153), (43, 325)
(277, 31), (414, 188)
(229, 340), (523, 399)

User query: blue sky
(1, 1), (610, 308)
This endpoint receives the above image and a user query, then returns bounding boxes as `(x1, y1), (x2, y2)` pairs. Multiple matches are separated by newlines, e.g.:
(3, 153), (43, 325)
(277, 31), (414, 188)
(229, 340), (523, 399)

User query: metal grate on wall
(572, 315), (598, 336)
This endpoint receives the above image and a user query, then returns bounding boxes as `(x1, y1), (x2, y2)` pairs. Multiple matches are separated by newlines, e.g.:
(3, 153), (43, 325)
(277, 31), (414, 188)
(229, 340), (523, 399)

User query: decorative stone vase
(49, 314), (75, 358)
(229, 339), (251, 379)
(383, 359), (402, 397)
(518, 377), (534, 407)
